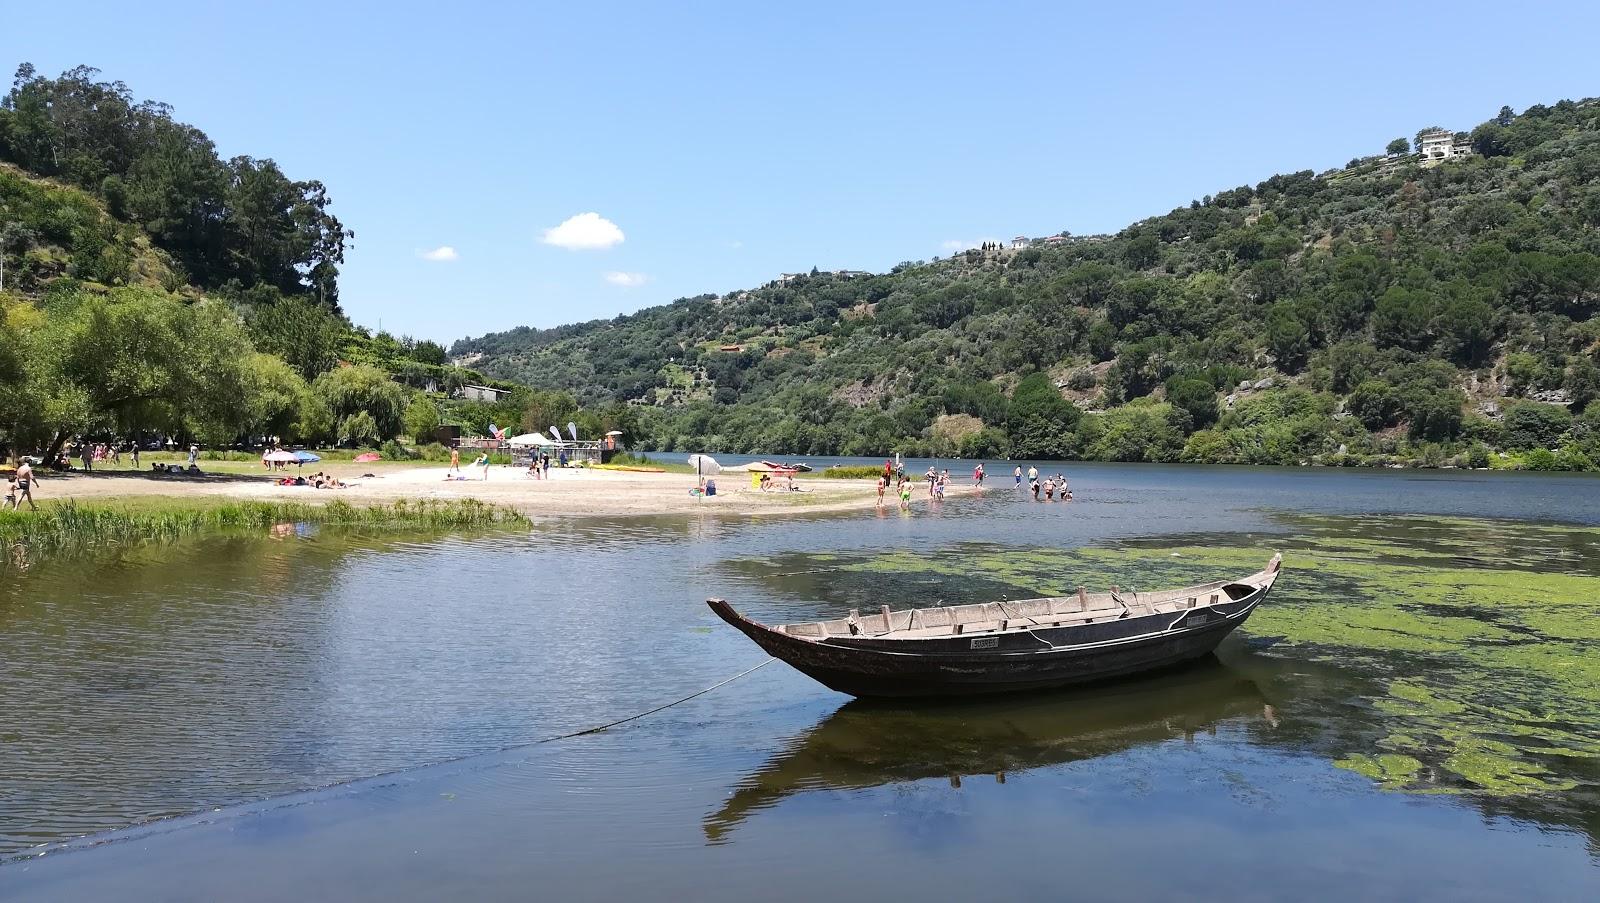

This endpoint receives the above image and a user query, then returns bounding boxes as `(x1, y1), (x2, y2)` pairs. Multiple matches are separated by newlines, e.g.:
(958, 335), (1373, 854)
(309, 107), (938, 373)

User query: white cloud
(728, 240), (744, 249)
(418, 245), (459, 261)
(541, 212), (625, 250)
(603, 271), (650, 287)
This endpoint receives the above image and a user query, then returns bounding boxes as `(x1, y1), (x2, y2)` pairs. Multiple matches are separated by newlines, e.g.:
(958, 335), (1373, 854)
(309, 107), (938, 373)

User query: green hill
(0, 64), (543, 460)
(453, 99), (1600, 469)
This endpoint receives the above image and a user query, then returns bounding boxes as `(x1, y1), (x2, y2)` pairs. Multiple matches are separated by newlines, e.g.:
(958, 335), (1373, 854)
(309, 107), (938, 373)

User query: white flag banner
(566, 422), (578, 442)
(550, 426), (562, 444)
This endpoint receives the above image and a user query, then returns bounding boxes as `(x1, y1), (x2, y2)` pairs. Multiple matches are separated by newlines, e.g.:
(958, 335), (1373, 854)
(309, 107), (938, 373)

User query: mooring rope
(19, 656), (779, 861)
(529, 657), (775, 744)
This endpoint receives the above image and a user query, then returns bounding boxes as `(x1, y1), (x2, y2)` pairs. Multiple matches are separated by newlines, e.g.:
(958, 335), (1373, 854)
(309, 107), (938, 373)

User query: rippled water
(3, 464), (1600, 899)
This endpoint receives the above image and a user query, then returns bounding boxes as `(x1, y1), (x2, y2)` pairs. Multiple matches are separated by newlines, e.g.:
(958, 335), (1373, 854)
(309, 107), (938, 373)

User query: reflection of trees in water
(705, 656), (1275, 843)
(0, 532), (399, 857)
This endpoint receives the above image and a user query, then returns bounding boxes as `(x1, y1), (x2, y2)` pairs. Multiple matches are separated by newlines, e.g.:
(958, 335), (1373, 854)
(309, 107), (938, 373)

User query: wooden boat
(707, 554), (1281, 698)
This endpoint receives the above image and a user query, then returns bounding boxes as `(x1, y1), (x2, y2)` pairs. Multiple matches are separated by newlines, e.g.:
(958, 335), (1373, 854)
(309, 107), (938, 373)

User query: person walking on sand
(187, 444), (199, 467)
(130, 444), (139, 469)
(449, 447), (461, 473)
(474, 452), (490, 480)
(14, 460), (38, 510)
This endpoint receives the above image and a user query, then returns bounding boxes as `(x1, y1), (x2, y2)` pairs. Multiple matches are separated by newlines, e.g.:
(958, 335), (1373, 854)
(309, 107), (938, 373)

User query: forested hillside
(456, 100), (1600, 469)
(0, 64), (615, 461)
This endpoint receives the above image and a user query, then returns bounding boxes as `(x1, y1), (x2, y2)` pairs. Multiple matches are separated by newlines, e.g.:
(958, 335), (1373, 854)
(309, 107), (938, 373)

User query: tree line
(0, 64), (639, 463)
(0, 64), (350, 307)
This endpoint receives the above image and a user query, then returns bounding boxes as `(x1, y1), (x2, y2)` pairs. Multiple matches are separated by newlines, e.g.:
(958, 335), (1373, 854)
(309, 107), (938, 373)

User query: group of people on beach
(870, 458), (1074, 509)
(276, 471), (348, 489)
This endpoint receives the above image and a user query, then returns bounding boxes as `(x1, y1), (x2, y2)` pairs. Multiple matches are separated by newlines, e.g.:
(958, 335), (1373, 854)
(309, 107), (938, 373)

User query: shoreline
(11, 464), (969, 520)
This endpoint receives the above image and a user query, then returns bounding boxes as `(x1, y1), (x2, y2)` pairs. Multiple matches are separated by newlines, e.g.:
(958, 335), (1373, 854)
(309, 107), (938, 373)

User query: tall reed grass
(812, 465), (885, 480)
(0, 498), (527, 565)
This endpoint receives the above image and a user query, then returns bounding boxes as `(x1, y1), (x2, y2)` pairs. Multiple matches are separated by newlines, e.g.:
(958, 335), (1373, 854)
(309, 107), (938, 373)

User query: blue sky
(7, 1), (1599, 343)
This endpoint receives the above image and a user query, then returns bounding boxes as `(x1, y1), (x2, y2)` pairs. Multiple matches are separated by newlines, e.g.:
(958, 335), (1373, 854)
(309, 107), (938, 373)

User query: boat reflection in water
(706, 656), (1274, 842)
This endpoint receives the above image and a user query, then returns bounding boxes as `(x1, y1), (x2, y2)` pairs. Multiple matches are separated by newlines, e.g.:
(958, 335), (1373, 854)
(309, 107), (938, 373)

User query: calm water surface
(3, 464), (1599, 900)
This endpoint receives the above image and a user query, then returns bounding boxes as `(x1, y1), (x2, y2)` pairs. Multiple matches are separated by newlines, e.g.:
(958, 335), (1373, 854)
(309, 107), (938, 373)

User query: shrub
(1164, 376), (1219, 430)
(379, 439), (419, 461)
(1347, 380), (1401, 430)
(1466, 442), (1491, 469)
(1523, 448), (1559, 471)
(1503, 402), (1572, 450)
(819, 465), (885, 480)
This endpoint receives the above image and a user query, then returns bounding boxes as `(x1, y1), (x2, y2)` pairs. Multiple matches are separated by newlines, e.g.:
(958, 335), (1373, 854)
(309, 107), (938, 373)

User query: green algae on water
(739, 515), (1600, 802)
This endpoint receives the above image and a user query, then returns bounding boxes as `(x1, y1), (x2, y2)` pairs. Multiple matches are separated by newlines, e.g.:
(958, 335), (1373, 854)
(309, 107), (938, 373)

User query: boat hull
(708, 581), (1270, 699)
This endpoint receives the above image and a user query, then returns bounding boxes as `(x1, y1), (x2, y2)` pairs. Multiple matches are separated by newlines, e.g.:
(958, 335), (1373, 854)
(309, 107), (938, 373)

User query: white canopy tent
(507, 433), (558, 447)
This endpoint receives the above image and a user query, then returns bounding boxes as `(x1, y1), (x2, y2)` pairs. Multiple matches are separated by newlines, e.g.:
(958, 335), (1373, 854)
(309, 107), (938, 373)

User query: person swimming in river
(1031, 478), (1042, 501)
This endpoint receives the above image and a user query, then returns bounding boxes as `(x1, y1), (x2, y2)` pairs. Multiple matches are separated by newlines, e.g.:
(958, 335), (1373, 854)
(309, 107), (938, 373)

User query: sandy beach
(21, 462), (974, 518)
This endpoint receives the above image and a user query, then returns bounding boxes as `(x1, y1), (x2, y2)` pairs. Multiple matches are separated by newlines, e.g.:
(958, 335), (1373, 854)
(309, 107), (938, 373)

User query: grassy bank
(0, 497), (528, 563)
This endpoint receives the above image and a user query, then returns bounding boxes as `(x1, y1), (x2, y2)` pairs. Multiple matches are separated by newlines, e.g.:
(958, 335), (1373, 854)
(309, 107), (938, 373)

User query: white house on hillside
(1417, 128), (1473, 166)
(456, 384), (510, 403)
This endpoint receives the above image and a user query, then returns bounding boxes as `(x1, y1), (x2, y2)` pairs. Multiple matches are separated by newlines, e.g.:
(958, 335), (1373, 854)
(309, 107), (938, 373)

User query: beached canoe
(707, 554), (1281, 698)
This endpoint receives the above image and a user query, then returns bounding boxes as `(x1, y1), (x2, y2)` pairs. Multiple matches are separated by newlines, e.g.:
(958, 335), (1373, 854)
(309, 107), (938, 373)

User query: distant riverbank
(4, 462), (960, 533)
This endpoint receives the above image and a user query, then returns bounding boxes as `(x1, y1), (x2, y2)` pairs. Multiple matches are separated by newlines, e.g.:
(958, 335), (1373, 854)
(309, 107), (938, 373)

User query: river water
(3, 464), (1599, 900)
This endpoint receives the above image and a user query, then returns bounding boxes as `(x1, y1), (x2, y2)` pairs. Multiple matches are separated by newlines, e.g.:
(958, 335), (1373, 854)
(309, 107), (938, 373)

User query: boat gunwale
(710, 554), (1280, 646)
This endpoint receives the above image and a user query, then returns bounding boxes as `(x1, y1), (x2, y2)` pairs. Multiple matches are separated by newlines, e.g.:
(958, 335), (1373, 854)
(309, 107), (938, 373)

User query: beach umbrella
(686, 454), (721, 476)
(604, 430), (624, 436)
(293, 451), (321, 465)
(263, 449), (298, 464)
(354, 452), (381, 463)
